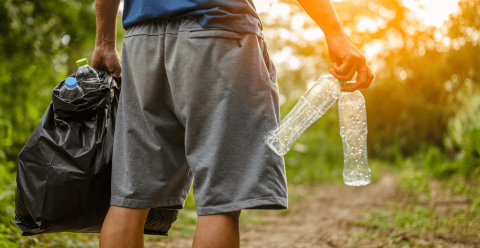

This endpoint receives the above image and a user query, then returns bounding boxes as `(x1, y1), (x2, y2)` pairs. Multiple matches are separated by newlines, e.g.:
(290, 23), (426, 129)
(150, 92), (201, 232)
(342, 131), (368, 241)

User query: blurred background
(0, 0), (479, 247)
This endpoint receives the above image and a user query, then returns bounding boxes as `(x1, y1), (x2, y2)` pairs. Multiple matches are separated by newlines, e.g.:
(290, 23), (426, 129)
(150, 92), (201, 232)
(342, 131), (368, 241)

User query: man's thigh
(111, 20), (192, 210)
(164, 20), (288, 216)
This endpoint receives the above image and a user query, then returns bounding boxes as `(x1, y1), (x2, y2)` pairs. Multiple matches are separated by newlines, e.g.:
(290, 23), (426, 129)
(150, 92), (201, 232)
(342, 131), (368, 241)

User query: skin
(94, 0), (374, 247)
(296, 0), (375, 91)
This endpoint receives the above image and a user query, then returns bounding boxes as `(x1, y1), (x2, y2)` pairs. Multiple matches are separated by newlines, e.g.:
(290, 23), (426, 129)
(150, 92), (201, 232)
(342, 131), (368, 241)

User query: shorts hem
(110, 196), (185, 210)
(196, 196), (288, 216)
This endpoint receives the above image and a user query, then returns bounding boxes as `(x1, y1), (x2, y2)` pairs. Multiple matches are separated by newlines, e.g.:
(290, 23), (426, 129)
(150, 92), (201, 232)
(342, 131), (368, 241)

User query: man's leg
(100, 207), (241, 248)
(99, 206), (150, 248)
(192, 210), (242, 248)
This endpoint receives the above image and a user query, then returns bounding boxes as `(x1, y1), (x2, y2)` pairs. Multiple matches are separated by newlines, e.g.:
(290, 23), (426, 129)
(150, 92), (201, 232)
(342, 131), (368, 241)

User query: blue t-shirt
(122, 0), (263, 37)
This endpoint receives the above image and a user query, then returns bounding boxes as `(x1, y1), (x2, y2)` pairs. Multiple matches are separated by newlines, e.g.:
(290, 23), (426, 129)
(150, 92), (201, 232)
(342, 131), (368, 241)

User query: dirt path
(146, 174), (474, 248)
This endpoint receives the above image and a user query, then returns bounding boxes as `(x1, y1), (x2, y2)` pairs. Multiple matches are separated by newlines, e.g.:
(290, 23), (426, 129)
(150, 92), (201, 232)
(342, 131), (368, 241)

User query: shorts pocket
(257, 37), (277, 85)
(188, 29), (244, 47)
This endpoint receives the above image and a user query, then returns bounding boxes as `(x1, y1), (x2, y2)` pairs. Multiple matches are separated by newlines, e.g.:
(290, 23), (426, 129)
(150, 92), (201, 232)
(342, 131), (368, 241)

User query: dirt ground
(145, 174), (477, 248)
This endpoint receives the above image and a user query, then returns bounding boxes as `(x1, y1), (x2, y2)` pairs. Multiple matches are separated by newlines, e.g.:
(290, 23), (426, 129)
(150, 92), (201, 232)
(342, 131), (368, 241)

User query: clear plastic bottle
(75, 58), (102, 93)
(264, 75), (342, 156)
(338, 90), (371, 186)
(60, 77), (84, 101)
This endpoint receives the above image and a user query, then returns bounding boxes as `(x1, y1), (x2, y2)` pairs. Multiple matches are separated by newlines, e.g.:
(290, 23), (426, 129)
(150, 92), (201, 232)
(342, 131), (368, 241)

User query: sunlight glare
(402, 0), (460, 27)
(303, 28), (324, 41)
(357, 18), (378, 33)
(443, 37), (451, 46)
(279, 28), (291, 39)
(434, 30), (443, 42)
(272, 46), (293, 64)
(118, 1), (124, 15)
(288, 56), (302, 70)
(254, 0), (278, 13)
(364, 41), (383, 60)
(307, 80), (316, 90)
(292, 14), (306, 30)
(330, 0), (459, 27)
(269, 3), (291, 18)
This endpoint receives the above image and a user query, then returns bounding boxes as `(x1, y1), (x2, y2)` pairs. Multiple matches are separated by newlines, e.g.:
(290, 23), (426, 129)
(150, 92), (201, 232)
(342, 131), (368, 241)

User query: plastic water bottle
(338, 90), (371, 186)
(264, 75), (342, 156)
(59, 77), (84, 101)
(75, 58), (102, 93)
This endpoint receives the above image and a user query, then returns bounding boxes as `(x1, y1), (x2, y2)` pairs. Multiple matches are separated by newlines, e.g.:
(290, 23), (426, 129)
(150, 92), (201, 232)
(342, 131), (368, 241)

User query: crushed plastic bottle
(338, 90), (371, 186)
(59, 77), (84, 101)
(264, 75), (342, 156)
(75, 58), (102, 93)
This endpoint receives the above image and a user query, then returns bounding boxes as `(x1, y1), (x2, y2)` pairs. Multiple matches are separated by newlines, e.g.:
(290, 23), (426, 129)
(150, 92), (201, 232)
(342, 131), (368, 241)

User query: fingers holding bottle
(341, 66), (374, 92)
(325, 32), (375, 92)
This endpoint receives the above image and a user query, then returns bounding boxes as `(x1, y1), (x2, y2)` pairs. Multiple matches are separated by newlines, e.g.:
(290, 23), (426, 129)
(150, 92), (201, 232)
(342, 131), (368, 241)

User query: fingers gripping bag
(15, 68), (178, 236)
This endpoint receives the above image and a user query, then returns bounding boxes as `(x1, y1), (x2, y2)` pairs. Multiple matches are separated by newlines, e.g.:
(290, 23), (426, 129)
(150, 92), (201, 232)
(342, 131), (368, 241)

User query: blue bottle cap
(65, 77), (77, 89)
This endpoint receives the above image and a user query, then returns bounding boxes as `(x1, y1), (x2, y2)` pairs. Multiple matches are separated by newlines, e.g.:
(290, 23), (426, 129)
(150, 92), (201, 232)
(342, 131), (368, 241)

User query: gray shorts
(111, 18), (288, 216)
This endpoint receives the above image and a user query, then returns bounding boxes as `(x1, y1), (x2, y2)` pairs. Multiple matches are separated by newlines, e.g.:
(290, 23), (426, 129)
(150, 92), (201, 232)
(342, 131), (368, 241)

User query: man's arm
(92, 0), (122, 77)
(297, 0), (374, 91)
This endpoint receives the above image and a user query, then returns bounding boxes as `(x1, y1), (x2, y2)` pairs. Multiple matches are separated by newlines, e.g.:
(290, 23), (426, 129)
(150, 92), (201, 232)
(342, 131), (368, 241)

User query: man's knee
(225, 210), (241, 220)
(108, 205), (150, 217)
(103, 206), (151, 228)
(198, 210), (241, 221)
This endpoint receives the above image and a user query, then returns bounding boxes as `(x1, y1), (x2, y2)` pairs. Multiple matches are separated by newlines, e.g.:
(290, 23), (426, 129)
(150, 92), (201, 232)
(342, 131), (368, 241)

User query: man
(92, 0), (374, 247)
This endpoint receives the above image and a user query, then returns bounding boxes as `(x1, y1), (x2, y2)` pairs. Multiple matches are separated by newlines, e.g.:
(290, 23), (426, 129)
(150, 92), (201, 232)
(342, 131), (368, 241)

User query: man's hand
(93, 0), (121, 77)
(326, 32), (374, 92)
(296, 0), (374, 91)
(92, 47), (121, 77)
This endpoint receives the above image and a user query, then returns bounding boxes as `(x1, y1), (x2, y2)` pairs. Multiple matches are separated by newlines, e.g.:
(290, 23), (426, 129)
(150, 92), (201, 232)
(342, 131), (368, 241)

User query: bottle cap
(340, 80), (356, 87)
(65, 77), (77, 89)
(76, 58), (88, 67)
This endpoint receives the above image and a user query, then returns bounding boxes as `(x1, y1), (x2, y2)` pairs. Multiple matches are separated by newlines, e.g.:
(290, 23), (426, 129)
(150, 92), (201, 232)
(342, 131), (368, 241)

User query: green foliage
(357, 199), (480, 242)
(474, 197), (480, 212)
(282, 99), (345, 185)
(460, 129), (480, 177)
(0, 0), (98, 159)
(0, 151), (20, 247)
(0, 0), (121, 246)
(424, 147), (458, 179)
(356, 203), (434, 235)
(267, 0), (480, 159)
(0, 0), (480, 246)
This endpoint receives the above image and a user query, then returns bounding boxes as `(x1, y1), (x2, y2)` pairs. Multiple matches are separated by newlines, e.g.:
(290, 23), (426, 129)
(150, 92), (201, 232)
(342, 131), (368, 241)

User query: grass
(356, 201), (480, 245)
(355, 157), (480, 247)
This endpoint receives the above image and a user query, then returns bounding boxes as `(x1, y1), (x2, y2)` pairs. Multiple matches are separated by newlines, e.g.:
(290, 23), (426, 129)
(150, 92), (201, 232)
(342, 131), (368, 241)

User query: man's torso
(122, 0), (263, 37)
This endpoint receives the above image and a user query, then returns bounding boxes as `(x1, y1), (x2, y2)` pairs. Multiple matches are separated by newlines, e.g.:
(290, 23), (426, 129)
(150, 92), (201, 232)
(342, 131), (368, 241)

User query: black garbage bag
(15, 68), (178, 236)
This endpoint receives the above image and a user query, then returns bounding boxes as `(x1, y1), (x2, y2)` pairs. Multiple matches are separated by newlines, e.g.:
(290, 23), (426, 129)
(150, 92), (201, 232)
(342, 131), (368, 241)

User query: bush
(0, 156), (21, 248)
(460, 129), (480, 178)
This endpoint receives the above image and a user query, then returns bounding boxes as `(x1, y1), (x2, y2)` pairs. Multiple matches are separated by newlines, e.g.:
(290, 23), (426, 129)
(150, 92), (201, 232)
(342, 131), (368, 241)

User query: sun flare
(254, 0), (461, 28)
